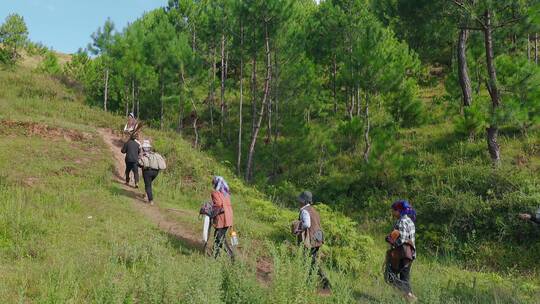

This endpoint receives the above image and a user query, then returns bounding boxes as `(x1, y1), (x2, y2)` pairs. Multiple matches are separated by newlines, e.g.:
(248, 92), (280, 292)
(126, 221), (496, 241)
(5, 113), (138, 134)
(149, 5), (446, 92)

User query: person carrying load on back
(384, 200), (417, 302)
(138, 140), (166, 205)
(211, 176), (234, 259)
(292, 191), (330, 290)
(121, 133), (140, 188)
(124, 112), (138, 135)
(519, 207), (540, 225)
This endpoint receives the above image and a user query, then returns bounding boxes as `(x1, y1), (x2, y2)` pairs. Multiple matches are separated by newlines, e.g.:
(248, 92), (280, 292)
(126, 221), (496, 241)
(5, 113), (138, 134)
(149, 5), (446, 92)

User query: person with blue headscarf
(384, 199), (417, 302)
(211, 176), (234, 259)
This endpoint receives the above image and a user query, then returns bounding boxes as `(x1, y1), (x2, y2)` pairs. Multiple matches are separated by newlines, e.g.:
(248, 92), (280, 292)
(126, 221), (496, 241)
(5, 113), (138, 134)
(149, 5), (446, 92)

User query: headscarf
(128, 112), (135, 118)
(391, 199), (416, 222)
(213, 176), (230, 196)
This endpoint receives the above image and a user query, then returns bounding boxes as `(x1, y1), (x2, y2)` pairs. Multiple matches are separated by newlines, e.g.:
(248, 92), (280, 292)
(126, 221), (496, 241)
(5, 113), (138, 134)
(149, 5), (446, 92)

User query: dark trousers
(309, 247), (330, 288)
(125, 161), (139, 184)
(213, 227), (234, 259)
(142, 169), (159, 201)
(389, 259), (413, 294)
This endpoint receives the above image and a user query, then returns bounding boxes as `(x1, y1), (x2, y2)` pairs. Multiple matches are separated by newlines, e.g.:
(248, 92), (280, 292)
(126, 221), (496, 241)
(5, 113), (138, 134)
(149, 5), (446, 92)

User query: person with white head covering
(211, 176), (234, 259)
(138, 140), (160, 205)
(124, 112), (138, 134)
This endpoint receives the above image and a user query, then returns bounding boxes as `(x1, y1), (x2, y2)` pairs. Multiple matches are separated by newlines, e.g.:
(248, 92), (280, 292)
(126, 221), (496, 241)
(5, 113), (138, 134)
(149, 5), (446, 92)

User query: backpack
(154, 153), (167, 170)
(142, 152), (166, 170)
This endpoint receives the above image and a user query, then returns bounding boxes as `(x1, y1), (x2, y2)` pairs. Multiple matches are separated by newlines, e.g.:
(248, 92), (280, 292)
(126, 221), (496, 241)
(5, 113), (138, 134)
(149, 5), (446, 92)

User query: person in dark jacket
(385, 200), (417, 302)
(519, 208), (540, 224)
(293, 191), (330, 289)
(121, 133), (140, 188)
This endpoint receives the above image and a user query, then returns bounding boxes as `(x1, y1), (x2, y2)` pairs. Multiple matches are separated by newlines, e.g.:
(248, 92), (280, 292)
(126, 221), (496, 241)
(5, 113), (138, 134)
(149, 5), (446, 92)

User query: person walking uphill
(121, 133), (140, 188)
(385, 200), (417, 302)
(211, 176), (234, 259)
(124, 112), (139, 135)
(292, 191), (330, 289)
(137, 140), (166, 205)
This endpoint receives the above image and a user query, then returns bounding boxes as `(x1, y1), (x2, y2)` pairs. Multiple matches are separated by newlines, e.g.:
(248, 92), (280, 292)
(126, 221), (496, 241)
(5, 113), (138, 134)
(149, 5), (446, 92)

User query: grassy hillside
(1, 66), (539, 303)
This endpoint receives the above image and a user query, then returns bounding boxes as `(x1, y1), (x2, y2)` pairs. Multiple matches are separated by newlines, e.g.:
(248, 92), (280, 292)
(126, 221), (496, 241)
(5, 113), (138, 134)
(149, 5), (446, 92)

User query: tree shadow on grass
(163, 231), (206, 256)
(109, 182), (146, 203)
(352, 291), (383, 303)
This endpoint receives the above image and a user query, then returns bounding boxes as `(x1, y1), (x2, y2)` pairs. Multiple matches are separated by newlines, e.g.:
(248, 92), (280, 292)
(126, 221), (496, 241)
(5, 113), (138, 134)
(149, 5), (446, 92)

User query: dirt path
(98, 128), (203, 250)
(98, 128), (273, 284)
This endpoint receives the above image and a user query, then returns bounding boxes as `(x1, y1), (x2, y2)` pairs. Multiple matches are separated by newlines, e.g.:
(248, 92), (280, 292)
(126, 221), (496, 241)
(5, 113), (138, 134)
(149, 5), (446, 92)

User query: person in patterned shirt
(385, 200), (417, 302)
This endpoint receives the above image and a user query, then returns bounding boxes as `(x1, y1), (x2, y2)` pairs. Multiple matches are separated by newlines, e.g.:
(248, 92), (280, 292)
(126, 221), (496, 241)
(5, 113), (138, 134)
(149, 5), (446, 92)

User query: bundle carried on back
(138, 151), (166, 170)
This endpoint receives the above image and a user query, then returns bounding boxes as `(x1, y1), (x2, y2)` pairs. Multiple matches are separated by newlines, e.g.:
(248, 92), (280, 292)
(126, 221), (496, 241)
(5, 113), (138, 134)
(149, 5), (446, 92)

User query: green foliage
(371, 0), (456, 64)
(0, 13), (28, 65)
(455, 103), (487, 139)
(25, 41), (49, 57)
(1, 65), (540, 302)
(387, 79), (426, 128)
(37, 50), (61, 76)
(496, 54), (540, 134)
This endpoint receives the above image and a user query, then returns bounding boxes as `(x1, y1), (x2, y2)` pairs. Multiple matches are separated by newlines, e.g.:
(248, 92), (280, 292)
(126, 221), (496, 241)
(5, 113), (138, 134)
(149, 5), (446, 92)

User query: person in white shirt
(124, 112), (138, 134)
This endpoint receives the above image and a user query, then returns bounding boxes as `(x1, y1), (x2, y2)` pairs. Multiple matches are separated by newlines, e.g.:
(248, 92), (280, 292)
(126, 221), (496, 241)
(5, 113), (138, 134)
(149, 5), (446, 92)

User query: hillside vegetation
(28, 0), (538, 273)
(1, 59), (539, 303)
(1, 1), (540, 302)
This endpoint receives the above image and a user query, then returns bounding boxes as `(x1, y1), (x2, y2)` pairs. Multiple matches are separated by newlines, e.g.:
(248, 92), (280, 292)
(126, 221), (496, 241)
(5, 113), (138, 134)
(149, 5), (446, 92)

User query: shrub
(455, 103), (487, 139)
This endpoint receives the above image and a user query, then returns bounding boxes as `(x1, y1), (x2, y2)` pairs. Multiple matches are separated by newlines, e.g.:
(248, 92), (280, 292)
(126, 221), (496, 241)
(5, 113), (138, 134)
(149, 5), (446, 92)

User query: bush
(455, 102), (487, 139)
(37, 51), (61, 76)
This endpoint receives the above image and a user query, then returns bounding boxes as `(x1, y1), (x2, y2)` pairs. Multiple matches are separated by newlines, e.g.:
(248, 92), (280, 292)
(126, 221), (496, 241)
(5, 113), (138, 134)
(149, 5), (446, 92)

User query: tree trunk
(178, 71), (186, 134)
(190, 97), (199, 148)
(125, 86), (129, 117)
(356, 86), (361, 117)
(136, 87), (140, 118)
(246, 22), (272, 183)
(527, 34), (531, 62)
(332, 55), (337, 114)
(363, 93), (371, 163)
(483, 10), (501, 164)
(193, 116), (199, 147)
(272, 49), (280, 177)
(484, 11), (500, 107)
(160, 75), (165, 130)
(209, 46), (216, 132)
(104, 68), (109, 111)
(251, 54), (257, 136)
(237, 23), (244, 176)
(131, 79), (135, 114)
(266, 68), (273, 144)
(225, 49), (230, 143)
(534, 33), (538, 65)
(220, 34), (226, 138)
(486, 126), (500, 162)
(274, 51), (280, 142)
(458, 29), (473, 107)
(192, 25), (196, 52)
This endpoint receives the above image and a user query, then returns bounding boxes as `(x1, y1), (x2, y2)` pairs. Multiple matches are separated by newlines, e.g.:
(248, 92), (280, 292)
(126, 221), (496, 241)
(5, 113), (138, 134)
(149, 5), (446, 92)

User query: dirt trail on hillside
(98, 128), (273, 284)
(99, 128), (205, 250)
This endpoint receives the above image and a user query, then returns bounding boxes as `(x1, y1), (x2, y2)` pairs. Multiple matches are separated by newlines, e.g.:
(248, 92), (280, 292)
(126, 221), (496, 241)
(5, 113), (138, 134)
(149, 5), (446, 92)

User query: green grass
(1, 66), (539, 303)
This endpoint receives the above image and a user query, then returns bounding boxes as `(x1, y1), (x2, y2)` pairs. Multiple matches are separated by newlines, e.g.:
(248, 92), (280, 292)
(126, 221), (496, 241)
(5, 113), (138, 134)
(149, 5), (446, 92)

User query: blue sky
(1, 0), (167, 54)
